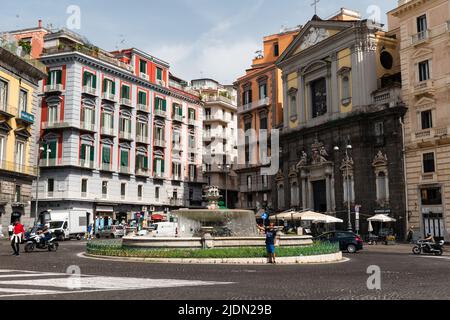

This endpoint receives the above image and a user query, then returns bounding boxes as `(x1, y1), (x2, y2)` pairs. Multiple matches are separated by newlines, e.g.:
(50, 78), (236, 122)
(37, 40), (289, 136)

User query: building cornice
(389, 0), (433, 17)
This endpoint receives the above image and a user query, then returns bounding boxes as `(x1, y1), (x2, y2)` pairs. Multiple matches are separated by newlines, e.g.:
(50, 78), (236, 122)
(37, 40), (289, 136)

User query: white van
(149, 222), (178, 237)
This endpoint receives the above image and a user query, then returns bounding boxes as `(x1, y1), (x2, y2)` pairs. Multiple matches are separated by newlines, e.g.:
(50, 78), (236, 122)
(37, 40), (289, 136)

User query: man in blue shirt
(258, 222), (278, 264)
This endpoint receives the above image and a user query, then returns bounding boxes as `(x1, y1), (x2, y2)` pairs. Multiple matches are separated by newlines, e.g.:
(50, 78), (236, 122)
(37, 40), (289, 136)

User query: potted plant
(385, 235), (396, 245)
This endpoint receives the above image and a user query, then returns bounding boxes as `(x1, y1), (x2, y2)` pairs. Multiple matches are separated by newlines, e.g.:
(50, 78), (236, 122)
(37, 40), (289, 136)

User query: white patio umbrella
(292, 211), (343, 224)
(368, 214), (396, 235)
(368, 221), (374, 233)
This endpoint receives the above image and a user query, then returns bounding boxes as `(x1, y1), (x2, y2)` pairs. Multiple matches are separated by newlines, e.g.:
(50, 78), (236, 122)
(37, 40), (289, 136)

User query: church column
(308, 180), (313, 210)
(301, 175), (307, 210)
(297, 68), (305, 124)
(330, 52), (339, 115)
(326, 175), (332, 213)
(282, 73), (289, 129)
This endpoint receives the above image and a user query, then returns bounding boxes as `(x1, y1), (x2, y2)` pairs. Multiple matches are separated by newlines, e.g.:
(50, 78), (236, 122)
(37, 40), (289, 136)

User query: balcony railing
(101, 163), (112, 172)
(79, 159), (95, 169)
(119, 131), (133, 140)
(140, 73), (149, 81)
(137, 103), (148, 112)
(169, 198), (184, 207)
(120, 98), (131, 107)
(44, 84), (64, 93)
(239, 97), (270, 113)
(82, 86), (97, 96)
(414, 127), (449, 140)
(80, 121), (96, 132)
(101, 126), (115, 136)
(41, 121), (72, 130)
(153, 172), (164, 179)
(120, 166), (130, 174)
(172, 143), (182, 151)
(203, 95), (234, 105)
(156, 79), (166, 87)
(154, 109), (166, 118)
(154, 139), (166, 148)
(411, 30), (429, 45)
(414, 80), (434, 95)
(136, 168), (149, 176)
(173, 114), (183, 122)
(372, 84), (402, 106)
(102, 92), (116, 102)
(172, 175), (182, 181)
(188, 118), (196, 126)
(0, 160), (37, 176)
(136, 135), (149, 144)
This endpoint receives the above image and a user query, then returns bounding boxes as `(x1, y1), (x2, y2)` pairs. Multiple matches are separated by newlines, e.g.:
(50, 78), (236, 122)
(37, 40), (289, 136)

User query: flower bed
(86, 240), (339, 259)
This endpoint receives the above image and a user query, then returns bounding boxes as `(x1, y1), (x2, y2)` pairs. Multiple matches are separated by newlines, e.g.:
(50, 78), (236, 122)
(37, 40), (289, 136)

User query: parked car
(95, 225), (125, 239)
(315, 231), (364, 253)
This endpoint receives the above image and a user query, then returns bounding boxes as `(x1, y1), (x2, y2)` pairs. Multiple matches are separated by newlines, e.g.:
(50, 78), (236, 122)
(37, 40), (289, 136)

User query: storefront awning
(96, 206), (114, 213)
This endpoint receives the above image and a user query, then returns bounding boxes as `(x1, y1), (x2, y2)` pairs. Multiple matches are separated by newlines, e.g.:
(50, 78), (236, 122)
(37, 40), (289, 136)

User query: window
(102, 78), (115, 95)
(101, 145), (111, 166)
(120, 149), (129, 169)
(341, 75), (350, 102)
(243, 88), (252, 105)
(47, 70), (62, 85)
(102, 181), (108, 197)
(81, 105), (95, 125)
(137, 120), (148, 138)
(119, 115), (131, 134)
(48, 104), (59, 124)
(418, 60), (430, 82)
(41, 140), (57, 165)
(259, 83), (267, 99)
(262, 175), (268, 188)
(155, 97), (167, 111)
(0, 79), (7, 111)
(188, 135), (195, 149)
(154, 127), (165, 142)
(274, 42), (279, 57)
(421, 187), (442, 205)
(423, 152), (435, 173)
(290, 95), (297, 117)
(80, 142), (94, 167)
(173, 103), (182, 118)
(138, 91), (147, 106)
(0, 135), (5, 163)
(247, 176), (252, 190)
(136, 153), (148, 170)
(121, 183), (126, 198)
(421, 110), (433, 130)
(81, 179), (88, 195)
(48, 179), (54, 193)
(247, 194), (253, 208)
(19, 89), (27, 114)
(311, 77), (327, 118)
(15, 185), (21, 202)
(15, 141), (25, 168)
(188, 108), (196, 120)
(376, 172), (387, 201)
(417, 14), (427, 33)
(83, 71), (96, 89)
(277, 184), (285, 209)
(172, 162), (181, 179)
(138, 185), (143, 199)
(155, 186), (160, 200)
(139, 60), (147, 75)
(291, 182), (299, 207)
(101, 109), (113, 130)
(121, 84), (130, 100)
(154, 157), (165, 175)
(343, 175), (355, 204)
(374, 122), (384, 136)
(156, 67), (163, 81)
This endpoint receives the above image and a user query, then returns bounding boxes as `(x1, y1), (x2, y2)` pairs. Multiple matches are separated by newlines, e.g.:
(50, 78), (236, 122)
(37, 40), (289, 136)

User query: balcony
(79, 160), (95, 169)
(154, 109), (166, 118)
(100, 163), (113, 172)
(414, 80), (435, 96)
(136, 135), (149, 144)
(0, 104), (15, 119)
(172, 175), (182, 182)
(156, 79), (166, 87)
(372, 84), (402, 107)
(102, 92), (116, 102)
(188, 145), (197, 153)
(44, 84), (64, 93)
(169, 198), (184, 207)
(120, 166), (130, 175)
(100, 126), (115, 137)
(203, 132), (212, 141)
(120, 97), (132, 107)
(188, 118), (196, 126)
(414, 127), (449, 142)
(154, 139), (165, 148)
(0, 160), (37, 176)
(82, 86), (97, 96)
(238, 97), (270, 114)
(173, 114), (183, 122)
(411, 30), (430, 45)
(203, 95), (234, 106)
(140, 73), (149, 81)
(137, 103), (149, 113)
(135, 168), (149, 177)
(119, 131), (133, 141)
(172, 143), (182, 152)
(80, 121), (96, 132)
(204, 115), (228, 126)
(41, 121), (72, 130)
(153, 172), (165, 179)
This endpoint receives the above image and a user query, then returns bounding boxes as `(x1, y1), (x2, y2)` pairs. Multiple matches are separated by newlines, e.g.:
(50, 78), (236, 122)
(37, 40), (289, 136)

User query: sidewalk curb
(80, 251), (347, 265)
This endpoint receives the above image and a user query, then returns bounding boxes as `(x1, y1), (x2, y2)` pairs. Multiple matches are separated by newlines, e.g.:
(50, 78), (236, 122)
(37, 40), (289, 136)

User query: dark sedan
(315, 231), (364, 253)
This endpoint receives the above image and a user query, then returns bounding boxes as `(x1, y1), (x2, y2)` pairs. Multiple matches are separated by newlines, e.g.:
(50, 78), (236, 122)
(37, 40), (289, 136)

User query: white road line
(0, 288), (62, 296)
(0, 273), (66, 278)
(418, 255), (450, 260)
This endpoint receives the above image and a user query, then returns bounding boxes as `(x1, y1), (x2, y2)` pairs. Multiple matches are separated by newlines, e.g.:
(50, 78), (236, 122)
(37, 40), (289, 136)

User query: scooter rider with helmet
(424, 233), (436, 252)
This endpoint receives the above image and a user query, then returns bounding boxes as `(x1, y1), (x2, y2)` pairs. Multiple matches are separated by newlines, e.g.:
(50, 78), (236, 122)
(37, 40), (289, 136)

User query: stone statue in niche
(296, 151), (308, 168)
(311, 139), (328, 165)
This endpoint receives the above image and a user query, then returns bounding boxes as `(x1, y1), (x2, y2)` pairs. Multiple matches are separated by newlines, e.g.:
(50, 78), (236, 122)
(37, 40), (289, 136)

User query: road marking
(418, 255), (450, 261)
(0, 269), (233, 298)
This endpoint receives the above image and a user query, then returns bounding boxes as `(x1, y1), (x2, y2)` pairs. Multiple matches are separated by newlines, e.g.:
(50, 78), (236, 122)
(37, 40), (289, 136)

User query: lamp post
(334, 144), (353, 232)
(35, 146), (51, 225)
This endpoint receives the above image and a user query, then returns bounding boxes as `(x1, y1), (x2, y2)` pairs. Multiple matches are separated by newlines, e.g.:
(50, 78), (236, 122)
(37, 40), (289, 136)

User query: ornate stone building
(389, 0), (450, 241)
(275, 9), (408, 237)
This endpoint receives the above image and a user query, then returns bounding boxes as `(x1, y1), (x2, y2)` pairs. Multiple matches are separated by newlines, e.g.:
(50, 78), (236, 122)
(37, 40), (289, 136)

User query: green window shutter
(154, 97), (159, 110)
(162, 99), (166, 111)
(90, 146), (94, 162)
(153, 159), (157, 172)
(83, 72), (87, 86)
(144, 156), (148, 169)
(47, 72), (52, 85)
(102, 147), (110, 164)
(111, 82), (116, 95)
(93, 74), (97, 88)
(103, 79), (107, 93)
(56, 70), (62, 84)
(161, 160), (165, 173)
(120, 150), (128, 167)
(157, 68), (162, 80)
(80, 144), (86, 160)
(41, 144), (48, 159)
(49, 141), (57, 159)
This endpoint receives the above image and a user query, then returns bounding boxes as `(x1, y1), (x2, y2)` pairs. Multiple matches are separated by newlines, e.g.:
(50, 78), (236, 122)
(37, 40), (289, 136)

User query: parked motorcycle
(24, 234), (59, 253)
(412, 239), (444, 256)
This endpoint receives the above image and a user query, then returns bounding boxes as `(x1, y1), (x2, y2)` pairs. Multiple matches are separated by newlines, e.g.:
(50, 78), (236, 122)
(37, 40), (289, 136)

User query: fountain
(122, 186), (312, 249)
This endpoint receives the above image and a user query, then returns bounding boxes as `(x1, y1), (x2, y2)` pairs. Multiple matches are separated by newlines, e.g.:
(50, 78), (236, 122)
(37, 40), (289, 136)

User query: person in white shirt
(8, 224), (14, 241)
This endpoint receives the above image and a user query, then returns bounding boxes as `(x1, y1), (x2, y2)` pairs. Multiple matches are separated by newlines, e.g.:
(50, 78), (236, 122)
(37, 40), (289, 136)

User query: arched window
(377, 172), (387, 201)
(290, 95), (297, 117)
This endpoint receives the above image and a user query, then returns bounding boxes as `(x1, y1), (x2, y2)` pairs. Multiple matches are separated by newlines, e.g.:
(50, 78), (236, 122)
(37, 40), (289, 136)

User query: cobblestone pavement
(0, 240), (449, 300)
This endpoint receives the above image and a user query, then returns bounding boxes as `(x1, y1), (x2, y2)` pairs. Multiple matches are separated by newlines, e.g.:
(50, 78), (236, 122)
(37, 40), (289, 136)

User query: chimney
(38, 19), (42, 28)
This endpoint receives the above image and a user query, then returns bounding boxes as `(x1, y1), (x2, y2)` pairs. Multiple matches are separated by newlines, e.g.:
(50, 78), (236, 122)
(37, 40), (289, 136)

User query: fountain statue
(204, 186), (222, 210)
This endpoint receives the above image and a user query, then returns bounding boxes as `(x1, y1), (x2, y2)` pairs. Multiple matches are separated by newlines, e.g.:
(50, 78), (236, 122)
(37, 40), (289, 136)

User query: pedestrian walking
(0, 223), (3, 239)
(407, 226), (414, 243)
(8, 223), (14, 241)
(257, 222), (279, 264)
(11, 220), (25, 256)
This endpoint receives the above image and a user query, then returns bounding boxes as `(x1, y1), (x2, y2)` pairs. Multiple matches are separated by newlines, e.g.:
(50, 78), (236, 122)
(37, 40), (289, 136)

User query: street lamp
(217, 163), (231, 208)
(334, 144), (353, 232)
(35, 146), (51, 225)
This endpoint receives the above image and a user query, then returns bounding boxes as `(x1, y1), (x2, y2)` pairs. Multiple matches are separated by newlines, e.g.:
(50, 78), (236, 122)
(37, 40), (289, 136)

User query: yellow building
(389, 0), (450, 241)
(0, 42), (46, 231)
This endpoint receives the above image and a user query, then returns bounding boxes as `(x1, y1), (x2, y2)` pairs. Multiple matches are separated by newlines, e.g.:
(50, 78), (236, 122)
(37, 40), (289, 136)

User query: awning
(367, 214), (396, 222)
(269, 210), (343, 224)
(96, 206), (114, 213)
(151, 213), (166, 220)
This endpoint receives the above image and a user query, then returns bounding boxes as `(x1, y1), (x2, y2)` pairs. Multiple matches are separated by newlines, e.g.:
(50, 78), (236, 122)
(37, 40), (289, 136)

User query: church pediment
(277, 19), (353, 65)
(415, 96), (435, 107)
(411, 47), (433, 59)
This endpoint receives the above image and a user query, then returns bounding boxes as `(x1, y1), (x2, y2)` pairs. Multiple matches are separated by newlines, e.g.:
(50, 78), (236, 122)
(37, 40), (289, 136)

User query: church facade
(275, 9), (408, 238)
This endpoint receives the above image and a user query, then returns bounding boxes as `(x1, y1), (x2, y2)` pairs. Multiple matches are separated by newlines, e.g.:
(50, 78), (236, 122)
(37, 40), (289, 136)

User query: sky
(0, 0), (396, 84)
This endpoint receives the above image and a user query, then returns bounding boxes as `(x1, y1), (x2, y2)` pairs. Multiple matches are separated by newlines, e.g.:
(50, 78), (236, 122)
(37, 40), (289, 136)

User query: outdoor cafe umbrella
(368, 221), (374, 233)
(367, 214), (396, 234)
(293, 211), (344, 224)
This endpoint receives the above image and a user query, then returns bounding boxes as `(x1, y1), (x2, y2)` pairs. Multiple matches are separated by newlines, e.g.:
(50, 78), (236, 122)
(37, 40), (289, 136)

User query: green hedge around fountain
(86, 240), (339, 259)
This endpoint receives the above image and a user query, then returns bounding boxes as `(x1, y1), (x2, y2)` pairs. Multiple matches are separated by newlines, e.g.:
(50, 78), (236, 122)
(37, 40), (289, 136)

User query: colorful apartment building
(234, 26), (300, 212)
(0, 38), (46, 230)
(389, 0), (450, 241)
(7, 27), (204, 227)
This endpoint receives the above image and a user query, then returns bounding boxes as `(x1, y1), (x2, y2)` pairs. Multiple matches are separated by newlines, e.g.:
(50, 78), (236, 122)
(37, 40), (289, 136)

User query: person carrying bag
(11, 221), (25, 256)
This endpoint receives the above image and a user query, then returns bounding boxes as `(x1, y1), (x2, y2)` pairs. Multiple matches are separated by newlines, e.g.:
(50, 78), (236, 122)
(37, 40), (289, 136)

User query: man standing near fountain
(258, 223), (278, 264)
